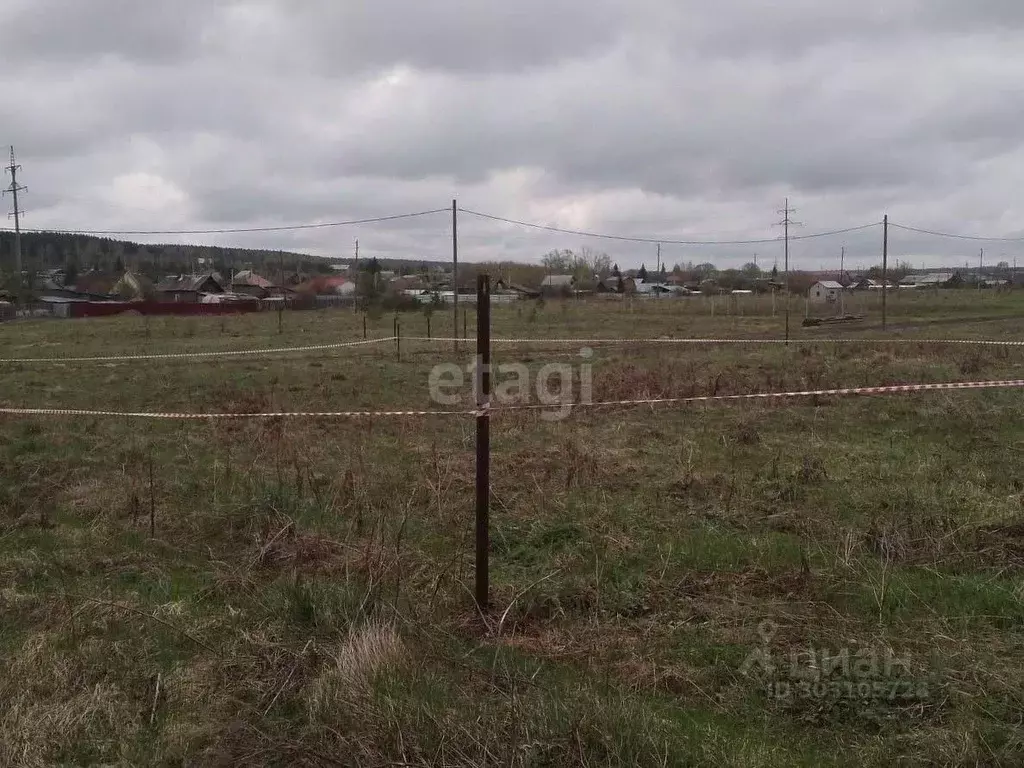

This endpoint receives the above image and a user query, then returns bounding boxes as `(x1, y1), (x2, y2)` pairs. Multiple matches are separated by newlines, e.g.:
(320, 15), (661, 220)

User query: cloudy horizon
(2, 0), (1024, 272)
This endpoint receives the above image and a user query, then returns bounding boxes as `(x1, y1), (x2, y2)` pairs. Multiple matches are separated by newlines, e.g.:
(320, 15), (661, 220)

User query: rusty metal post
(475, 274), (491, 610)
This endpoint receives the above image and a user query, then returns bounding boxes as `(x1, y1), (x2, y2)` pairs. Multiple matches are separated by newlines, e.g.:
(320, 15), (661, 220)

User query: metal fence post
(475, 274), (491, 610)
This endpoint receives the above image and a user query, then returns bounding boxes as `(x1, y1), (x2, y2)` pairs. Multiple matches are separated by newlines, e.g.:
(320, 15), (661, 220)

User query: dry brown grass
(306, 620), (407, 717)
(1, 303), (1024, 764)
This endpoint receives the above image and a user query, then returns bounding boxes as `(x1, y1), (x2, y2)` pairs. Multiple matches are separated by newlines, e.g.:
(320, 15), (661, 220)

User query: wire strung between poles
(2, 378), (1021, 420)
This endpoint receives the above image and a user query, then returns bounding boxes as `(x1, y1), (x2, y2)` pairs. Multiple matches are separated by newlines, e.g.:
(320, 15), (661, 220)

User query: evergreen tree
(638, 263), (648, 280)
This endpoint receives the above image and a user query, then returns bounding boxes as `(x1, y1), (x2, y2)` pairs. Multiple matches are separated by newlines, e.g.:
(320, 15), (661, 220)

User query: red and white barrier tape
(0, 406), (467, 419)
(487, 378), (1024, 412)
(406, 336), (1024, 346)
(4, 335), (1020, 364)
(0, 336), (394, 363)
(1, 378), (1020, 420)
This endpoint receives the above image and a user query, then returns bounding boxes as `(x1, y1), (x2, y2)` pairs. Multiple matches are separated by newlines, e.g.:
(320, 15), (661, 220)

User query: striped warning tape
(487, 378), (1024, 412)
(0, 336), (394, 363)
(0, 406), (467, 419)
(1, 378), (1020, 420)
(406, 336), (1024, 346)
(4, 335), (1020, 364)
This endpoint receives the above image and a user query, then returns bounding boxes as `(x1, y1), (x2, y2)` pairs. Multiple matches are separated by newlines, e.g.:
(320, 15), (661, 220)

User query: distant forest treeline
(0, 231), (330, 283)
(0, 231), (452, 286)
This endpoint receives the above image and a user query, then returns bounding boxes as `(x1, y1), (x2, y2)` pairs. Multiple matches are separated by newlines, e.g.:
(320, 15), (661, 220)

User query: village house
(849, 277), (894, 291)
(231, 270), (277, 299)
(155, 273), (226, 303)
(63, 270), (154, 301)
(540, 274), (576, 295)
(494, 279), (540, 299)
(900, 272), (963, 289)
(622, 278), (674, 295)
(808, 280), (843, 303)
(389, 275), (428, 293)
(837, 275), (856, 290)
(296, 275), (355, 296)
(69, 271), (118, 297)
(595, 275), (624, 293)
(110, 271), (155, 300)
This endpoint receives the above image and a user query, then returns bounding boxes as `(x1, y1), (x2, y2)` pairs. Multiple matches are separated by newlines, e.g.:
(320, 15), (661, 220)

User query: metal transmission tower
(775, 199), (801, 343)
(3, 146), (26, 296)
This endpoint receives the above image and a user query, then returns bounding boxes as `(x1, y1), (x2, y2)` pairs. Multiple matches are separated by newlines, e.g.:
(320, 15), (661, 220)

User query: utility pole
(452, 199), (459, 350)
(771, 256), (778, 316)
(839, 246), (845, 316)
(656, 243), (661, 275)
(776, 199), (800, 344)
(881, 215), (888, 330)
(979, 248), (984, 291)
(353, 238), (359, 313)
(3, 146), (26, 298)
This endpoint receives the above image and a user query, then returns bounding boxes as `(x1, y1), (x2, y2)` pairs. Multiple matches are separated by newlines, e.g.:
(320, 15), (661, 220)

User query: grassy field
(1, 292), (1023, 766)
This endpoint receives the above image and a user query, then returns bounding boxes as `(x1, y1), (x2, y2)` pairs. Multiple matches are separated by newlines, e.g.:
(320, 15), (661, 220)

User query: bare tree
(541, 249), (575, 273)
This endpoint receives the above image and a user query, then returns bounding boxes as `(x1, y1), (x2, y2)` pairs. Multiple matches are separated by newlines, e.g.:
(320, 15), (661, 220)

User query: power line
(889, 222), (1024, 242)
(10, 201), (1024, 245)
(458, 207), (879, 245)
(0, 208), (449, 237)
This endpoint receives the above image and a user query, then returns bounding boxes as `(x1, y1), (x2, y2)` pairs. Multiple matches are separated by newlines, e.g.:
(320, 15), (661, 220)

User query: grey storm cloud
(1, 0), (1024, 269)
(0, 0), (221, 64)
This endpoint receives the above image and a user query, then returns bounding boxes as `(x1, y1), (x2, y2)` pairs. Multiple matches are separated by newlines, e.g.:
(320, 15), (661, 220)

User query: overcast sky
(2, 0), (1024, 271)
